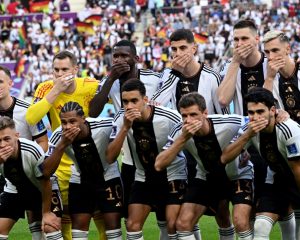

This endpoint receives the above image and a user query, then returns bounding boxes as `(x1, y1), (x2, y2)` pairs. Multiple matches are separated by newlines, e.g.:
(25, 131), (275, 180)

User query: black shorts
(183, 177), (230, 213)
(129, 180), (169, 210)
(167, 179), (187, 205)
(69, 178), (123, 215)
(121, 163), (136, 218)
(0, 190), (41, 221)
(248, 146), (268, 202)
(230, 179), (253, 206)
(51, 189), (63, 218)
(256, 176), (300, 215)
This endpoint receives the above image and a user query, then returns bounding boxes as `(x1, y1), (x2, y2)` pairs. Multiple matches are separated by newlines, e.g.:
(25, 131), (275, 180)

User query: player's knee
(126, 218), (143, 232)
(167, 218), (177, 233)
(176, 218), (192, 231)
(233, 214), (250, 232)
(253, 215), (273, 239)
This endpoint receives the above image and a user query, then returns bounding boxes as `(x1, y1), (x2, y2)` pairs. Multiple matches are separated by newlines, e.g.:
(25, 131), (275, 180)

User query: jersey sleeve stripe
(151, 73), (177, 100)
(49, 131), (62, 144)
(155, 108), (181, 122)
(21, 142), (43, 159)
(170, 122), (182, 138)
(277, 123), (292, 140)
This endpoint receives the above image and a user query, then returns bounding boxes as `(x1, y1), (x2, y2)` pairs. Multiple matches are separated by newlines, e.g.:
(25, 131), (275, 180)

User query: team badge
(286, 97), (295, 108)
(111, 126), (117, 137)
(47, 146), (55, 155)
(37, 120), (45, 131)
(287, 143), (298, 155)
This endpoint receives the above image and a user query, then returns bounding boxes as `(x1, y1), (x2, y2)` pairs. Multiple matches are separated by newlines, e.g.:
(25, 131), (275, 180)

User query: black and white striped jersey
(0, 138), (45, 193)
(152, 64), (229, 114)
(100, 69), (163, 166)
(47, 118), (120, 184)
(245, 119), (300, 184)
(110, 105), (186, 183)
(100, 69), (163, 112)
(0, 97), (47, 140)
(271, 62), (300, 124)
(219, 54), (268, 115)
(164, 114), (251, 180)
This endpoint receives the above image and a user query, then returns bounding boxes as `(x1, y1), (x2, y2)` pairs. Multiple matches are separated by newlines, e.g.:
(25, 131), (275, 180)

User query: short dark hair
(234, 19), (258, 33)
(0, 65), (11, 79)
(121, 78), (146, 96)
(53, 50), (77, 66)
(170, 29), (194, 43)
(113, 40), (137, 56)
(60, 101), (85, 117)
(244, 87), (276, 109)
(0, 116), (15, 131)
(178, 92), (207, 112)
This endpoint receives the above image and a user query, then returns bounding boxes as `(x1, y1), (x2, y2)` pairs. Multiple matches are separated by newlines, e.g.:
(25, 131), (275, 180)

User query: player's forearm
(43, 144), (66, 178)
(45, 87), (62, 104)
(26, 98), (52, 125)
(35, 135), (49, 152)
(220, 133), (250, 164)
(217, 62), (240, 107)
(106, 127), (128, 164)
(263, 77), (274, 92)
(89, 78), (114, 117)
(155, 136), (186, 171)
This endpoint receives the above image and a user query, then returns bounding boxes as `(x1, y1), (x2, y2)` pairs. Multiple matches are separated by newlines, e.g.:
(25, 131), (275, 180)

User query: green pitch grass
(9, 213), (281, 239)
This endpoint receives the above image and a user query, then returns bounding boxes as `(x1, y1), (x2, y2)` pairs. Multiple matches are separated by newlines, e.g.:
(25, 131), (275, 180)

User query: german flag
(85, 15), (102, 26)
(30, 0), (49, 13)
(194, 32), (208, 44)
(157, 28), (167, 38)
(18, 25), (27, 48)
(15, 57), (27, 77)
(75, 21), (95, 35)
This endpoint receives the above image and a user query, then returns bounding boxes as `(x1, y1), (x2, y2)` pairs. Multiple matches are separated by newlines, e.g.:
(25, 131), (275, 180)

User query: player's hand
(148, 100), (161, 106)
(61, 127), (80, 146)
(0, 146), (13, 163)
(171, 54), (193, 73)
(109, 62), (131, 81)
(232, 43), (254, 63)
(266, 57), (286, 79)
(53, 73), (74, 93)
(238, 150), (251, 169)
(42, 212), (60, 232)
(182, 120), (203, 139)
(246, 118), (268, 137)
(123, 108), (141, 130)
(275, 109), (289, 123)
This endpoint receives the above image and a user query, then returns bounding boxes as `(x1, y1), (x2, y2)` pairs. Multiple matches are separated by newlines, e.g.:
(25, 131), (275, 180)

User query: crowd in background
(1, 0), (300, 101)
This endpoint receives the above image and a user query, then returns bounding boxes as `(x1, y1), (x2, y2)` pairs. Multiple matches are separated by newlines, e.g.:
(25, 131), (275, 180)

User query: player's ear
(144, 95), (148, 104)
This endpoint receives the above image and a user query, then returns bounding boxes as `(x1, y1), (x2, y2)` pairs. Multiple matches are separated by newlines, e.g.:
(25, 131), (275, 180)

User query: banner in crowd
(29, 0), (50, 13)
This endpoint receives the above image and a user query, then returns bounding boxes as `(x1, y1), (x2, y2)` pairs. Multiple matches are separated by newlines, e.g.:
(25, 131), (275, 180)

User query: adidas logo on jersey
(248, 76), (256, 81)
(52, 206), (61, 212)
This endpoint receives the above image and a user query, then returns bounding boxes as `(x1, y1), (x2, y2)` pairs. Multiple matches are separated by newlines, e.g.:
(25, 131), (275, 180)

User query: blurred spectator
(60, 0), (70, 12)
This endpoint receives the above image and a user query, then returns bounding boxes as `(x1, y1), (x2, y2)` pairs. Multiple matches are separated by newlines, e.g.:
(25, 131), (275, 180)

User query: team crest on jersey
(111, 126), (117, 137)
(37, 120), (45, 131)
(287, 143), (298, 155)
(47, 146), (55, 155)
(165, 139), (174, 148)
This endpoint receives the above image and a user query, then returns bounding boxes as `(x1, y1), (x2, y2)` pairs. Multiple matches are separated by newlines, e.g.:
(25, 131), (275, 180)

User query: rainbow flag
(15, 58), (27, 77)
(30, 0), (49, 13)
(194, 33), (208, 44)
(18, 25), (27, 49)
(75, 21), (95, 35)
(85, 15), (102, 26)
